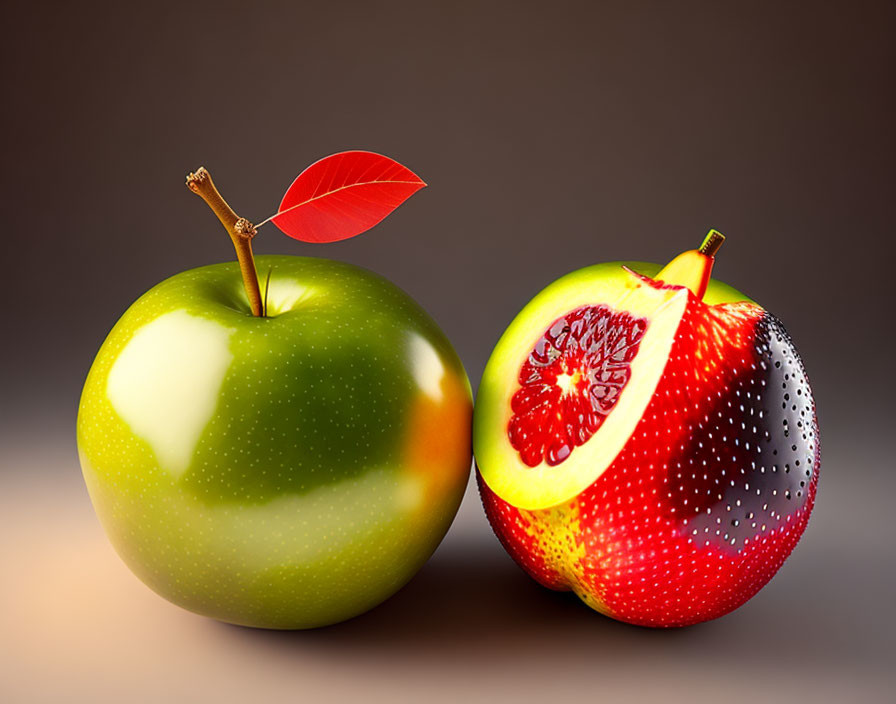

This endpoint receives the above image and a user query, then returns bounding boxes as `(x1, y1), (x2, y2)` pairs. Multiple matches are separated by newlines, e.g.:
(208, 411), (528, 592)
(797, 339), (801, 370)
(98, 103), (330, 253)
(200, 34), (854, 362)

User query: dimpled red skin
(477, 290), (820, 627)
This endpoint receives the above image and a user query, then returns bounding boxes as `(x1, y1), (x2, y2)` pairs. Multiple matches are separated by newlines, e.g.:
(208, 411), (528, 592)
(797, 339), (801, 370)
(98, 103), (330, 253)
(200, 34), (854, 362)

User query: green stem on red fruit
(186, 167), (264, 317)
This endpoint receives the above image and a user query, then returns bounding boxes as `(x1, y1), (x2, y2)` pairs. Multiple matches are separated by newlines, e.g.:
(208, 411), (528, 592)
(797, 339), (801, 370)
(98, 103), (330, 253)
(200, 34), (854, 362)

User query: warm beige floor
(1, 436), (893, 703)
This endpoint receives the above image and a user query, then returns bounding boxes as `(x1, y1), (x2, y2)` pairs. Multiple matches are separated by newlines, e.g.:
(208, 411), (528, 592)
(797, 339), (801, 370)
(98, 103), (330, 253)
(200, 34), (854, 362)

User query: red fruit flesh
(509, 305), (648, 467)
(478, 290), (820, 627)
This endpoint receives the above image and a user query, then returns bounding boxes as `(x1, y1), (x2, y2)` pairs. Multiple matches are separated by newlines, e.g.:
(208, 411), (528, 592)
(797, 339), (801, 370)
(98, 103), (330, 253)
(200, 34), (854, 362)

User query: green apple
(77, 254), (472, 629)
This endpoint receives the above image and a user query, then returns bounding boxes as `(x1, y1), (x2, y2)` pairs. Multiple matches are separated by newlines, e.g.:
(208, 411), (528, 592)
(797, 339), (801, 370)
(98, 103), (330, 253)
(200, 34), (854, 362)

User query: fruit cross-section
(474, 236), (820, 627)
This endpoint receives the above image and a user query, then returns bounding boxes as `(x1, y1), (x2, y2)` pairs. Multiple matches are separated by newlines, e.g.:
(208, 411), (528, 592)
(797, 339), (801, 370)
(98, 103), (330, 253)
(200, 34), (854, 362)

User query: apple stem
(186, 167), (264, 317)
(698, 229), (725, 258)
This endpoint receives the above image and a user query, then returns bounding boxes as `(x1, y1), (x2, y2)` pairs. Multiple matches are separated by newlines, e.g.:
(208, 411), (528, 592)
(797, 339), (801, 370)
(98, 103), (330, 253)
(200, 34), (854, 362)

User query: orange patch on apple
(403, 370), (472, 512)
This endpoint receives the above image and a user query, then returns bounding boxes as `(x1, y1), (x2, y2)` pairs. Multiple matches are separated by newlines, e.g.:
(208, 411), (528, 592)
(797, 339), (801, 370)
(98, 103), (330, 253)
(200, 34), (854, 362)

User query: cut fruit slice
(476, 265), (690, 510)
(509, 303), (649, 467)
(474, 233), (820, 627)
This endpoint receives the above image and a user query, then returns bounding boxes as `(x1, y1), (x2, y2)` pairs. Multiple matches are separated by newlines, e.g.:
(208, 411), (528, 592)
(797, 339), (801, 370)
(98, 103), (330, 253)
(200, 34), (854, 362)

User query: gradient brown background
(2, 1), (894, 701)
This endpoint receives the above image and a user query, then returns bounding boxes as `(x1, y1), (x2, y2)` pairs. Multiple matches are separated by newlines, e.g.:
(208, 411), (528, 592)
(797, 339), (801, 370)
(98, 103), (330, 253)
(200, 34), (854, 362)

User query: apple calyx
(654, 229), (725, 300)
(187, 167), (264, 317)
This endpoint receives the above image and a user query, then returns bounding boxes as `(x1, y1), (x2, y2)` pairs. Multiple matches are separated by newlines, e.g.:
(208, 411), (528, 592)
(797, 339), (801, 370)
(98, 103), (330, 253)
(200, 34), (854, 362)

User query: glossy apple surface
(78, 255), (472, 629)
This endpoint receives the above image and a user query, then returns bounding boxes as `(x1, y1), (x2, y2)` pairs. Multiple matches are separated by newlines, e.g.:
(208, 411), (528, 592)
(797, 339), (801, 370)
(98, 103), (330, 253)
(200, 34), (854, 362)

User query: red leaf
(269, 151), (426, 243)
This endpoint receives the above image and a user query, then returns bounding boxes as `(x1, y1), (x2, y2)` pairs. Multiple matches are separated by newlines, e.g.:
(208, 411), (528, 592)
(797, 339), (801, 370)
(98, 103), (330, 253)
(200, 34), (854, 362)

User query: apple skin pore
(78, 255), (472, 629)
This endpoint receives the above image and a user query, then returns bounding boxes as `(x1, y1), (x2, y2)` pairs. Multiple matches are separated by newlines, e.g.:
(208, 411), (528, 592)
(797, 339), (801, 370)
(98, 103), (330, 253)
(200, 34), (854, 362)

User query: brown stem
(186, 167), (263, 317)
(698, 229), (725, 257)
